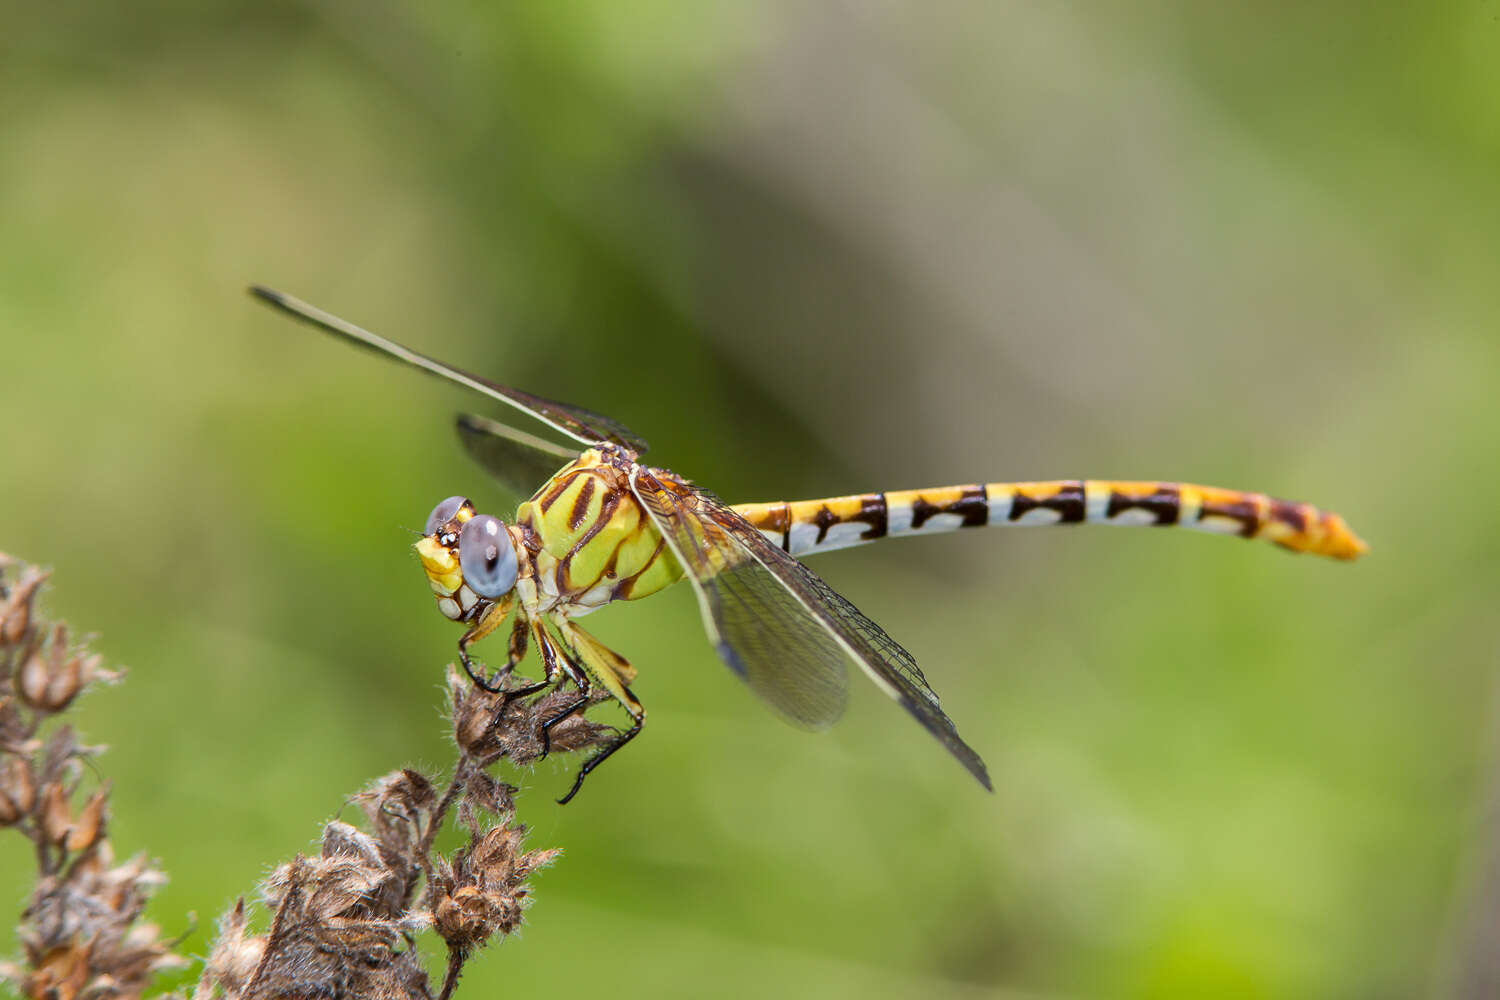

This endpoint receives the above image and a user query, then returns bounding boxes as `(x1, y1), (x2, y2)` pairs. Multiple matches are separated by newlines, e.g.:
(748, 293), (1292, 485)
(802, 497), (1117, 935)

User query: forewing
(632, 470), (847, 727)
(250, 286), (650, 453)
(455, 413), (579, 502)
(631, 468), (992, 789)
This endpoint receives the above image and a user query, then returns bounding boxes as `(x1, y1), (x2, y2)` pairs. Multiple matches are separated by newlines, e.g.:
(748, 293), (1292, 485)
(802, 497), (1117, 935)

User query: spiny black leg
(460, 616), (537, 694)
(495, 617), (549, 701)
(533, 625), (591, 758)
(503, 678), (550, 702)
(539, 689), (590, 758)
(458, 632), (507, 694)
(558, 712), (643, 806)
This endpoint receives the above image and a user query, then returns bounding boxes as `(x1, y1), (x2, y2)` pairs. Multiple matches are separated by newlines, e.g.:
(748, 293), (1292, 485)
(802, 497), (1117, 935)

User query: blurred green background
(3, 4), (1499, 997)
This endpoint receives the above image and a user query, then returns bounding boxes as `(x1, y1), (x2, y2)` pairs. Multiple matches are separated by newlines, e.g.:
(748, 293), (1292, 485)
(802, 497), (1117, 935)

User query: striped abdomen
(732, 481), (1367, 560)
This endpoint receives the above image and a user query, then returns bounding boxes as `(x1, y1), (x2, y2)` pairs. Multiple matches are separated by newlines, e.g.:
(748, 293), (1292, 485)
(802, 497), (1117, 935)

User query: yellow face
(417, 496), (519, 622)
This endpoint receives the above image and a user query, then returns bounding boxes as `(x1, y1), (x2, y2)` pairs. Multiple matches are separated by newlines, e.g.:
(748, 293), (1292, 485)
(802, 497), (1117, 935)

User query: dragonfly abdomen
(733, 480), (1367, 560)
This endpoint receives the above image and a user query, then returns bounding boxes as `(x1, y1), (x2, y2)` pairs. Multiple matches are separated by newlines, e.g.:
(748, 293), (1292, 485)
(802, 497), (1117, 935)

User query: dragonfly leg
(540, 689), (592, 754)
(456, 600), (519, 693)
(494, 616), (555, 702)
(457, 634), (507, 693)
(558, 692), (644, 806)
(529, 620), (591, 761)
(549, 620), (648, 804)
(538, 669), (591, 759)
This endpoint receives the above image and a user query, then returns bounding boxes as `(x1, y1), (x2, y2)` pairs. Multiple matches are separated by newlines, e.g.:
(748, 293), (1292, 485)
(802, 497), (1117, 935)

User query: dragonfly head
(415, 496), (519, 621)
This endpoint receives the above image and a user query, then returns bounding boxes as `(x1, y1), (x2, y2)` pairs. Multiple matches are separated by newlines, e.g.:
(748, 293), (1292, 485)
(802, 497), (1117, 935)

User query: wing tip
(967, 755), (994, 792)
(247, 283), (285, 307)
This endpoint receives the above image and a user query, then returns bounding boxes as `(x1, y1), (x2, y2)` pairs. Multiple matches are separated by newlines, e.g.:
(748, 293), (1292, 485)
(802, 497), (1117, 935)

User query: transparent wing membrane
(632, 469), (992, 790)
(455, 413), (580, 502)
(249, 286), (649, 452)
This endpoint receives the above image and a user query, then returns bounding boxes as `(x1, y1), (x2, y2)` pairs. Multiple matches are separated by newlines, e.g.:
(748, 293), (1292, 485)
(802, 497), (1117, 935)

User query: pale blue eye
(425, 496), (468, 536)
(458, 515), (516, 598)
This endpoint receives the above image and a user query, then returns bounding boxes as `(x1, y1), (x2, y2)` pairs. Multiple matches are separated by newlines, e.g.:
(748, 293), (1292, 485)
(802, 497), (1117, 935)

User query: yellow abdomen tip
(1326, 521), (1374, 560)
(1320, 515), (1369, 560)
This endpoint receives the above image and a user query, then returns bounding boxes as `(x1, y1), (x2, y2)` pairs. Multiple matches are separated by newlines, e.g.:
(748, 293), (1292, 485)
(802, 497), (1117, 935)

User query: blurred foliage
(3, 3), (1499, 997)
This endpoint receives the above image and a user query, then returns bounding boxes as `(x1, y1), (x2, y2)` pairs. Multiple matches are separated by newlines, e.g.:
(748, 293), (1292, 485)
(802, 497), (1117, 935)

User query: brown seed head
(0, 564), (47, 647)
(350, 769), (437, 880)
(428, 819), (560, 954)
(0, 757), (38, 827)
(40, 782), (72, 847)
(354, 768), (437, 830)
(224, 840), (432, 999)
(65, 786), (109, 853)
(446, 666), (614, 766)
(447, 668), (512, 758)
(432, 883), (521, 945)
(23, 940), (94, 1000)
(15, 625), (107, 714)
(197, 899), (265, 998)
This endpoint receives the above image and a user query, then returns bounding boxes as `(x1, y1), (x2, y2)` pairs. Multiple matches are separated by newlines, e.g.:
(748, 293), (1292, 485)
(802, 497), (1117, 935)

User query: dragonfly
(250, 286), (1367, 804)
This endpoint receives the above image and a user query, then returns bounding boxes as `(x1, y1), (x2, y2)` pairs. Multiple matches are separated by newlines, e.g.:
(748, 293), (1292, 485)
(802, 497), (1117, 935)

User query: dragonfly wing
(631, 468), (992, 790)
(455, 413), (579, 501)
(249, 286), (650, 453)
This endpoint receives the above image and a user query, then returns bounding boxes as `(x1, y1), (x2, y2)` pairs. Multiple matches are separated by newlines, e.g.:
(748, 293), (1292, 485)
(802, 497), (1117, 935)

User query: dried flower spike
(0, 555), (187, 1000)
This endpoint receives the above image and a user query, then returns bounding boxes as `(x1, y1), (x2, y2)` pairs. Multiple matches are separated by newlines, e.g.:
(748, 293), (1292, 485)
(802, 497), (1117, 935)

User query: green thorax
(516, 450), (683, 604)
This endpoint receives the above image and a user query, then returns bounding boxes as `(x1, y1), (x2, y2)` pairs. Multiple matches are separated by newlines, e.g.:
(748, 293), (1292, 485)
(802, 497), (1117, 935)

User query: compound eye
(458, 515), (517, 598)
(425, 496), (469, 536)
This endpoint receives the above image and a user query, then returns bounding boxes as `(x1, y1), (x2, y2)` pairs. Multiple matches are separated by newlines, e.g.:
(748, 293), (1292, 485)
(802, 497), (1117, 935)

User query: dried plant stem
(418, 758), (469, 863)
(437, 946), (465, 1000)
(241, 864), (307, 999)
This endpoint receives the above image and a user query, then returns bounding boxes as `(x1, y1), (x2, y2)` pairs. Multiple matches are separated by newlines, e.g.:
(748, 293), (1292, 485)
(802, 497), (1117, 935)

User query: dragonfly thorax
(416, 496), (524, 623)
(515, 449), (683, 613)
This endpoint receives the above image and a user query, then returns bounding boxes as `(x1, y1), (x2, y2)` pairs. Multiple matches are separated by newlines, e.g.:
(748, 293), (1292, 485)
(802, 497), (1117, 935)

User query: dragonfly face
(416, 495), (520, 623)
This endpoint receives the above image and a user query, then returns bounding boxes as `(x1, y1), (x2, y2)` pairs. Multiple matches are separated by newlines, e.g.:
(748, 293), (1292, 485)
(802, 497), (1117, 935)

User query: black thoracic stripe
(855, 494), (889, 540)
(562, 488), (622, 572)
(1009, 481), (1086, 522)
(1198, 496), (1260, 537)
(951, 485), (989, 527)
(568, 475), (597, 531)
(538, 473), (574, 512)
(1106, 484), (1181, 526)
(812, 504), (839, 544)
